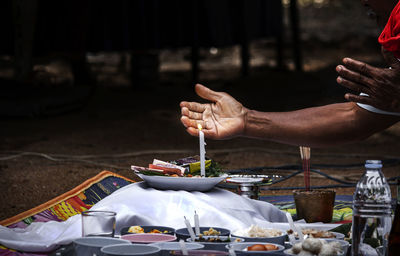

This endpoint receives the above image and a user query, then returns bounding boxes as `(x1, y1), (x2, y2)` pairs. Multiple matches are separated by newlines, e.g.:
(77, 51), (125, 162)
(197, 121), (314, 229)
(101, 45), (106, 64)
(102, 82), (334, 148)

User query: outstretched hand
(336, 46), (400, 113)
(180, 84), (247, 139)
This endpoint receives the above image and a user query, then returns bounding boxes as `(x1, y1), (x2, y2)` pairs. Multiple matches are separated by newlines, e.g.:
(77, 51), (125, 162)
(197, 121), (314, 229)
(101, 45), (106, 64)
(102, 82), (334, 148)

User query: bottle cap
(365, 160), (382, 169)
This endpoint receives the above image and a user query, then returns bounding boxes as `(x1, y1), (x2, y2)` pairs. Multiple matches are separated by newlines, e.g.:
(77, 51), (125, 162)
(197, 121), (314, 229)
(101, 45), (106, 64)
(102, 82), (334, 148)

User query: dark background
(0, 0), (399, 221)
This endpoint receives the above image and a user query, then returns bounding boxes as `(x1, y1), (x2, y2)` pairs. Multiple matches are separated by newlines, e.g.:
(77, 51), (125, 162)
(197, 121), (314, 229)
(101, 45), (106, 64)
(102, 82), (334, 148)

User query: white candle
(229, 248), (237, 256)
(194, 211), (200, 236)
(179, 239), (188, 255)
(198, 124), (206, 177)
(184, 216), (196, 241)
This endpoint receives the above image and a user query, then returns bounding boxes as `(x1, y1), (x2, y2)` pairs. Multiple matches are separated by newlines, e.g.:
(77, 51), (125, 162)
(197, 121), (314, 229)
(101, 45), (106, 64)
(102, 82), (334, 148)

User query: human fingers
(337, 76), (372, 95)
(181, 107), (203, 120)
(180, 101), (206, 113)
(184, 126), (215, 138)
(344, 93), (375, 106)
(180, 116), (207, 131)
(195, 84), (223, 103)
(336, 65), (375, 86)
(381, 46), (400, 69)
(342, 58), (378, 77)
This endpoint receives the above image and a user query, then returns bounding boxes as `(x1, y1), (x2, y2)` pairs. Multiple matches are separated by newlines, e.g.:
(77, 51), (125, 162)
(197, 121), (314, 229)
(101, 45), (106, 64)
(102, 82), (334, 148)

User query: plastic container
(352, 160), (392, 256)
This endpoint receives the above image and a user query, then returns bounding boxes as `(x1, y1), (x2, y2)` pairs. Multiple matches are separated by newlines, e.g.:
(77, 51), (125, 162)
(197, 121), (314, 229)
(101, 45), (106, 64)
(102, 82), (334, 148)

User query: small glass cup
(81, 210), (116, 237)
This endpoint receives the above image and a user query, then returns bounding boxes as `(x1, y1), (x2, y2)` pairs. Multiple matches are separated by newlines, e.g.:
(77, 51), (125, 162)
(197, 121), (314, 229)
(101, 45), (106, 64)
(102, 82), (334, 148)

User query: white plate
(137, 174), (227, 192)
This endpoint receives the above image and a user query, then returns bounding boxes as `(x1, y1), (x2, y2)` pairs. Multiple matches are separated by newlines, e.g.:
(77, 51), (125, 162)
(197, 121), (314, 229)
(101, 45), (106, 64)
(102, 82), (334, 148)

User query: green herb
(191, 161), (223, 177)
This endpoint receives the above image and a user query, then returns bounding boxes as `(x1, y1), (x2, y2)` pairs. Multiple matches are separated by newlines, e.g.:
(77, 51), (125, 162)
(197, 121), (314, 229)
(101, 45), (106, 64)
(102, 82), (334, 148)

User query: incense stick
(299, 146), (311, 191)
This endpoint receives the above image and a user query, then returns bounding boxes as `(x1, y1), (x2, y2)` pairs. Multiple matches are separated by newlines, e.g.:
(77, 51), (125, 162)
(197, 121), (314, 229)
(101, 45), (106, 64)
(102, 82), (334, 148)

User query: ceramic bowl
(73, 236), (130, 256)
(175, 227), (230, 240)
(101, 244), (160, 256)
(226, 242), (285, 254)
(292, 230), (345, 240)
(170, 250), (229, 255)
(232, 229), (287, 245)
(284, 238), (349, 256)
(152, 241), (204, 256)
(121, 233), (176, 244)
(186, 236), (244, 251)
(120, 225), (175, 236)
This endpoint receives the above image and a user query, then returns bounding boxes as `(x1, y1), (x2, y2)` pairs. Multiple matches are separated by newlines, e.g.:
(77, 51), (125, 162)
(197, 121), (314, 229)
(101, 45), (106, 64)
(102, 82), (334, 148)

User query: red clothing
(379, 1), (400, 58)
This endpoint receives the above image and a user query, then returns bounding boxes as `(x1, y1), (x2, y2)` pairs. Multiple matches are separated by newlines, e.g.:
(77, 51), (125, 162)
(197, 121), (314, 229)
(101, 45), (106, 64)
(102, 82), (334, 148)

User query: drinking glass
(81, 210), (116, 237)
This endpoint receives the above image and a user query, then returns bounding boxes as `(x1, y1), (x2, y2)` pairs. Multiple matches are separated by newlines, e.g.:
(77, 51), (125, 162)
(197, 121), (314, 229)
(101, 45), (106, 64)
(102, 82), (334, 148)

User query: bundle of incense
(299, 146), (311, 191)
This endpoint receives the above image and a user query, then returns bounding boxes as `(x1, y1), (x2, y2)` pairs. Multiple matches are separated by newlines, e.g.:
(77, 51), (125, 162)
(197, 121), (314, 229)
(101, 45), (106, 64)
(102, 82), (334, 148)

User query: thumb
(381, 46), (400, 69)
(195, 83), (223, 103)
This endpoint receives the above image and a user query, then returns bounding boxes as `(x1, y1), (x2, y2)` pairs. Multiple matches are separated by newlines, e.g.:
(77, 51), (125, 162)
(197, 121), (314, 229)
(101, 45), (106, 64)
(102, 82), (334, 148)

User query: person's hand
(336, 46), (400, 113)
(180, 84), (247, 139)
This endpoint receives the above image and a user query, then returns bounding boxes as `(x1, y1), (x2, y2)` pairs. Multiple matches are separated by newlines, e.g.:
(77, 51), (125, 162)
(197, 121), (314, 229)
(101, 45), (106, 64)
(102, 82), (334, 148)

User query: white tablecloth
(0, 182), (306, 252)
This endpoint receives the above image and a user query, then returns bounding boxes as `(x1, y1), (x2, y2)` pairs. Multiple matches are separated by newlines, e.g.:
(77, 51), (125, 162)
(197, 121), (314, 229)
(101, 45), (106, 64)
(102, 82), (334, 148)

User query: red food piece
(247, 244), (267, 251)
(148, 164), (183, 176)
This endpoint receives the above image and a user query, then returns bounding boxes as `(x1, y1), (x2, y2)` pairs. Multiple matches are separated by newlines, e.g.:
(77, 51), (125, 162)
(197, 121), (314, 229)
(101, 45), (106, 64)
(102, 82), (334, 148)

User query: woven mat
(0, 171), (134, 256)
(260, 194), (353, 223)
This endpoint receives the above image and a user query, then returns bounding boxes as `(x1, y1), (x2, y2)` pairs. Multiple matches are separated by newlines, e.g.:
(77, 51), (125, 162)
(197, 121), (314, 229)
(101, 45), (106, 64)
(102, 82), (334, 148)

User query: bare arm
(244, 102), (399, 147)
(180, 84), (400, 148)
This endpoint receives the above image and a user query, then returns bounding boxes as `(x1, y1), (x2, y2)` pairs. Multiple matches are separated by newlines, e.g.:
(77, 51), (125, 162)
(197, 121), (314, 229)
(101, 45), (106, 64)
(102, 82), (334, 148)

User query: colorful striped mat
(261, 194), (353, 223)
(0, 171), (134, 256)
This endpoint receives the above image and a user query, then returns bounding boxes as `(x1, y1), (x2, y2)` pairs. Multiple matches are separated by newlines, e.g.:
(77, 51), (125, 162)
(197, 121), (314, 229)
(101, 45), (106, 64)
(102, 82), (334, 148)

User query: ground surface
(1, 1), (400, 221)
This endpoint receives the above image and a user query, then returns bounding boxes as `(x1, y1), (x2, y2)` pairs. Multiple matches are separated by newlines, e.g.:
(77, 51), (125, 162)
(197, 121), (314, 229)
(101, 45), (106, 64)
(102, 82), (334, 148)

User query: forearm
(243, 102), (399, 148)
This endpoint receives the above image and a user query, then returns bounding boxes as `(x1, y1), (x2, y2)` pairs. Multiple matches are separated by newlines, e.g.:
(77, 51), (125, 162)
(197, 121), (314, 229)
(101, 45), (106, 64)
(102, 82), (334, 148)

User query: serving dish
(225, 174), (281, 185)
(120, 225), (175, 236)
(152, 242), (204, 256)
(170, 249), (229, 255)
(101, 244), (160, 256)
(186, 236), (244, 251)
(232, 226), (287, 245)
(121, 233), (176, 244)
(73, 237), (130, 256)
(284, 238), (349, 256)
(227, 242), (285, 255)
(175, 227), (230, 240)
(136, 173), (227, 191)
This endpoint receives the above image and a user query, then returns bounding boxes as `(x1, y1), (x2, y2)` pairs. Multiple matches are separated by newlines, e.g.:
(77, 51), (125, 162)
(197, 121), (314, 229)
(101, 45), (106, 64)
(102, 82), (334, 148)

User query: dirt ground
(1, 1), (400, 222)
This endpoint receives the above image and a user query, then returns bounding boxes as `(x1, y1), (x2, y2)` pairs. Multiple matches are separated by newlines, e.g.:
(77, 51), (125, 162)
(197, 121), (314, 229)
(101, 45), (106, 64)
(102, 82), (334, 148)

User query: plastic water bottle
(388, 179), (400, 256)
(352, 160), (392, 256)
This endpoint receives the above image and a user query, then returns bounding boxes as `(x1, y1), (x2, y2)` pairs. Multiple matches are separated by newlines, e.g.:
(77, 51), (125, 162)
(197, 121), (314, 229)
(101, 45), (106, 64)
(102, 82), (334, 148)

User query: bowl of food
(101, 244), (161, 256)
(186, 236), (244, 251)
(121, 233), (176, 244)
(287, 228), (345, 240)
(284, 238), (349, 256)
(170, 250), (229, 255)
(232, 225), (287, 245)
(175, 227), (230, 240)
(226, 242), (285, 254)
(120, 225), (175, 236)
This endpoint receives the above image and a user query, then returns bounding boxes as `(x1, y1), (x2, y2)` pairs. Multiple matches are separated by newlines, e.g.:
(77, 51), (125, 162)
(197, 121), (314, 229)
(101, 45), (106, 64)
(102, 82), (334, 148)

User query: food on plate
(127, 225), (169, 234)
(194, 235), (241, 243)
(131, 156), (223, 178)
(148, 164), (183, 176)
(287, 238), (342, 255)
(128, 225), (144, 233)
(202, 227), (221, 236)
(234, 225), (283, 238)
(246, 243), (279, 251)
(287, 228), (336, 239)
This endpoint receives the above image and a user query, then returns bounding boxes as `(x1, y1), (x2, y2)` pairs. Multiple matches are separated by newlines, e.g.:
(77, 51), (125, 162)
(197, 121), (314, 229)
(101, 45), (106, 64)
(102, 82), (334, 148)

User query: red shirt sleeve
(378, 1), (400, 58)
